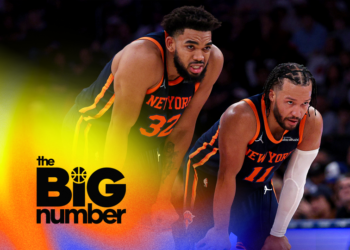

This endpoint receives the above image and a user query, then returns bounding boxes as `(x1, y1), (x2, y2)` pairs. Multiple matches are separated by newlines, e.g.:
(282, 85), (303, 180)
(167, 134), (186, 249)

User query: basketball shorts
(182, 158), (278, 250)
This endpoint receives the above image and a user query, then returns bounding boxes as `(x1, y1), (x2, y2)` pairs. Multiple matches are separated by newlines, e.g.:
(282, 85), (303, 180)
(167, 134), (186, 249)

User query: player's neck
(166, 50), (181, 81)
(266, 111), (286, 141)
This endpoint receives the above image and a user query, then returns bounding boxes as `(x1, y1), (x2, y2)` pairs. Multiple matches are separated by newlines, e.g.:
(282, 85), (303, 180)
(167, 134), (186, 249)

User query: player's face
(173, 29), (212, 83)
(272, 79), (312, 130)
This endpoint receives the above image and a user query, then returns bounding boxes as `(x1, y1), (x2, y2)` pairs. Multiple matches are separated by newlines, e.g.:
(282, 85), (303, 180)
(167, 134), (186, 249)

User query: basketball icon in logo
(71, 167), (87, 184)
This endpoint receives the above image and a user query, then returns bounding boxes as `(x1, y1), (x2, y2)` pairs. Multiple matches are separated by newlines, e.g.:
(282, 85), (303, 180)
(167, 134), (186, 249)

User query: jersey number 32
(140, 114), (181, 137)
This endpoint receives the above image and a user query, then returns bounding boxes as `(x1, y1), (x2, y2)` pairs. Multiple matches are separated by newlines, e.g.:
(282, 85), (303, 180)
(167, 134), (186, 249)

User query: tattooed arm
(151, 136), (193, 230)
(151, 135), (196, 229)
(157, 139), (185, 201)
(160, 142), (178, 184)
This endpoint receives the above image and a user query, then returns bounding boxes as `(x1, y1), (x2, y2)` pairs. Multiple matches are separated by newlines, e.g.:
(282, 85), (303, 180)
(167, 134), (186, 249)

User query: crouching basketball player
(62, 6), (223, 250)
(183, 63), (323, 250)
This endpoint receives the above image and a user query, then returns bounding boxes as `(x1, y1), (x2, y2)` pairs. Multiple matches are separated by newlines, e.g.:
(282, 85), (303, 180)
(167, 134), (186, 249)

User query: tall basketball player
(183, 63), (323, 250)
(62, 6), (223, 249)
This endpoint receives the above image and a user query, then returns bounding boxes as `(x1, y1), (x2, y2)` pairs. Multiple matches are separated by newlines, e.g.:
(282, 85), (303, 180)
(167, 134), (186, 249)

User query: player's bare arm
(262, 107), (323, 250)
(104, 40), (164, 169)
(152, 44), (223, 227)
(196, 101), (257, 250)
(65, 6), (223, 250)
(183, 63), (319, 250)
(297, 107), (323, 151)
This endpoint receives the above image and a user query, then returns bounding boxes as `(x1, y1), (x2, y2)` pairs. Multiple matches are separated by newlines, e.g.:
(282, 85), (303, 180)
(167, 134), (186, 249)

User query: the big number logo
(140, 114), (181, 137)
(244, 166), (274, 183)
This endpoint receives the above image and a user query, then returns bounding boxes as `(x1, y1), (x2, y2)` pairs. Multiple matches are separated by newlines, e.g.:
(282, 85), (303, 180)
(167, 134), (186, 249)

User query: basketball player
(183, 63), (323, 250)
(62, 6), (223, 248)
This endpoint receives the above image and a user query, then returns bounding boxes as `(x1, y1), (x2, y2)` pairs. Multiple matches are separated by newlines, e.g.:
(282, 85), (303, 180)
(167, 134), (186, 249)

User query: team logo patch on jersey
(255, 133), (264, 143)
(264, 185), (272, 195)
(203, 178), (208, 188)
(160, 79), (166, 89)
(184, 210), (195, 230)
(282, 137), (299, 142)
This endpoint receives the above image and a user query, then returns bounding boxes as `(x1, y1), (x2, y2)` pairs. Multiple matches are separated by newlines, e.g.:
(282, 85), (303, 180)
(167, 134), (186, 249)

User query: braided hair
(262, 62), (317, 116)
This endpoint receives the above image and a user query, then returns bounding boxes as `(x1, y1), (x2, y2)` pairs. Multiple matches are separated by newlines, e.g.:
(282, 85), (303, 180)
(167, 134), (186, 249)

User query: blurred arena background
(1, 0), (350, 249)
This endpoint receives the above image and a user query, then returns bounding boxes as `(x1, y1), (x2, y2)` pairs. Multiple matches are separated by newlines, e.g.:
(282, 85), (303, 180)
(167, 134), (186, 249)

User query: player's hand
(261, 235), (291, 250)
(195, 227), (231, 250)
(151, 200), (179, 231)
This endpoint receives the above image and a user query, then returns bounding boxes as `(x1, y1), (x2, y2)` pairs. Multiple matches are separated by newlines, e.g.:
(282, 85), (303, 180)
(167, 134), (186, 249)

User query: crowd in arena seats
(1, 0), (350, 219)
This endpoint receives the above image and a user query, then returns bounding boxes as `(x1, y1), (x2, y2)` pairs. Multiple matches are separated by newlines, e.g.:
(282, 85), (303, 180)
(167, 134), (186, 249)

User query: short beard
(173, 49), (207, 84)
(273, 102), (300, 131)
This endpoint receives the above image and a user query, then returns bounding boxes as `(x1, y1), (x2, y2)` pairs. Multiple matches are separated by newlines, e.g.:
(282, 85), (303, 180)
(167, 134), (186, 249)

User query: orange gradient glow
(0, 51), (175, 249)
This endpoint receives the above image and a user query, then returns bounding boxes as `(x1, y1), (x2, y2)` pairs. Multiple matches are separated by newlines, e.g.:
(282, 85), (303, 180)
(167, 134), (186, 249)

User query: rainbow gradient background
(0, 50), (139, 250)
(2, 1), (350, 249)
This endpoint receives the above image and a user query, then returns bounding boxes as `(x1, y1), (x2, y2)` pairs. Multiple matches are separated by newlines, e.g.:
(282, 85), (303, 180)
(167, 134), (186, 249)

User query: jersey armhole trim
(195, 82), (200, 92)
(298, 114), (307, 145)
(146, 75), (164, 94)
(138, 37), (164, 61)
(138, 37), (165, 94)
(243, 99), (260, 145)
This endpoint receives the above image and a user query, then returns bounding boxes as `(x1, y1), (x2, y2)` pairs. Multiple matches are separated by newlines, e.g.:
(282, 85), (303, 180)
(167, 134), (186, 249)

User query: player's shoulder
(297, 106), (323, 150)
(129, 39), (163, 56)
(223, 100), (256, 119)
(113, 39), (163, 70)
(111, 39), (164, 82)
(209, 45), (224, 64)
(207, 45), (223, 76)
(303, 106), (323, 132)
(198, 45), (224, 89)
(219, 100), (257, 144)
(127, 39), (163, 62)
(220, 100), (257, 132)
